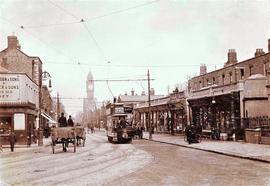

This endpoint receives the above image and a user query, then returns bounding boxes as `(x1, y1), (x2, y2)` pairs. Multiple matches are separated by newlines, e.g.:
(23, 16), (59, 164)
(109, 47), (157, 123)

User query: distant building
(83, 71), (96, 124)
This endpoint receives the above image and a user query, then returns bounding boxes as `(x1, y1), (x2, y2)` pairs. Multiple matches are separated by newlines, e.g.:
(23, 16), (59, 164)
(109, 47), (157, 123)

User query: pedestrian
(184, 125), (192, 144)
(9, 130), (16, 152)
(58, 113), (67, 127)
(67, 115), (74, 127)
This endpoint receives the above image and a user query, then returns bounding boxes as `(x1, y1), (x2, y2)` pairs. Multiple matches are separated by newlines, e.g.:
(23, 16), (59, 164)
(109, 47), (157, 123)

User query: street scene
(1, 0), (270, 185)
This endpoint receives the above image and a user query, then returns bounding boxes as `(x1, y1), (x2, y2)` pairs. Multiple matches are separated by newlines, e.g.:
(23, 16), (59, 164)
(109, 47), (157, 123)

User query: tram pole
(148, 69), (152, 139)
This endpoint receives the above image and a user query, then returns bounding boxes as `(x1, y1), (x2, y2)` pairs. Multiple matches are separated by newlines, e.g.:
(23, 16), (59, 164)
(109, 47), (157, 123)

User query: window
(212, 77), (216, 83)
(199, 81), (202, 88)
(249, 65), (253, 76)
(14, 113), (25, 130)
(240, 69), (244, 79)
(229, 72), (233, 83)
(222, 74), (225, 84)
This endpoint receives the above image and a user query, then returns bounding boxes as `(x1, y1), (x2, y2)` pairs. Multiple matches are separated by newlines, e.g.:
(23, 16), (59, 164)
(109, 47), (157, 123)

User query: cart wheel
(83, 138), (86, 147)
(52, 141), (55, 154)
(73, 137), (76, 153)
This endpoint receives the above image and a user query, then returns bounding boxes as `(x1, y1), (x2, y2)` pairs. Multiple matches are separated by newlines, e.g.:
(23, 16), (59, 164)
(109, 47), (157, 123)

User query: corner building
(0, 36), (42, 145)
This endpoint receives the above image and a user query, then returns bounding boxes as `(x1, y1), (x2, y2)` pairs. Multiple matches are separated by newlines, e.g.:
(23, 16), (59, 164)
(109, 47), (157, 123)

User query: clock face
(88, 83), (93, 90)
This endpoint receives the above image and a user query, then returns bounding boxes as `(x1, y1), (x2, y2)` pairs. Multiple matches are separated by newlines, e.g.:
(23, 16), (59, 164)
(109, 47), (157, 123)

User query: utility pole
(57, 92), (60, 121)
(148, 69), (152, 139)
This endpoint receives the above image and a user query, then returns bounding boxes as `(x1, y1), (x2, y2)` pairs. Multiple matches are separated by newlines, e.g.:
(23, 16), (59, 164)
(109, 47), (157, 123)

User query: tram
(106, 103), (135, 143)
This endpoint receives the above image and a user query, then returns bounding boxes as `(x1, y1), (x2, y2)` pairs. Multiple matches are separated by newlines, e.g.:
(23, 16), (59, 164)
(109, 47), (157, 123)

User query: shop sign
(0, 74), (20, 101)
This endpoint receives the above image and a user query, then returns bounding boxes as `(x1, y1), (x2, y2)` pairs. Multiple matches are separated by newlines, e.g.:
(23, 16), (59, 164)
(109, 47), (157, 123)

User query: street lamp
(42, 71), (52, 88)
(37, 71), (52, 146)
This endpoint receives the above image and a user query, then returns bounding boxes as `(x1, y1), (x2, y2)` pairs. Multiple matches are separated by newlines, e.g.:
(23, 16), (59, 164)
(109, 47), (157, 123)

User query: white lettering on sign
(0, 74), (20, 101)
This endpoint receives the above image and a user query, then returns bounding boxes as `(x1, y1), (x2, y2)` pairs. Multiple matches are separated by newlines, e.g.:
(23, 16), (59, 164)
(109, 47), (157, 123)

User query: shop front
(0, 72), (39, 146)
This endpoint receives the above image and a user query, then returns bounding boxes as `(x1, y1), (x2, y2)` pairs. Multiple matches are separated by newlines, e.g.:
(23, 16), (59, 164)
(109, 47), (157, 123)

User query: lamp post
(38, 71), (52, 146)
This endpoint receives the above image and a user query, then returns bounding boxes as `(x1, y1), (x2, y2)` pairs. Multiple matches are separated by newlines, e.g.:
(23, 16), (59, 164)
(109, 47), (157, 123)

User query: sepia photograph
(0, 0), (270, 185)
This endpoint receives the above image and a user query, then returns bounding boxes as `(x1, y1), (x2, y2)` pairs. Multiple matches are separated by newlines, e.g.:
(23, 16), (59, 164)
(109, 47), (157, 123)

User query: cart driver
(58, 113), (67, 127)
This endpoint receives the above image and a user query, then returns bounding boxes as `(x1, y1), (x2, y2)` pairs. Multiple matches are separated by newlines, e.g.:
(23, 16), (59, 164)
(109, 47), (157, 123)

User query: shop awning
(41, 112), (57, 125)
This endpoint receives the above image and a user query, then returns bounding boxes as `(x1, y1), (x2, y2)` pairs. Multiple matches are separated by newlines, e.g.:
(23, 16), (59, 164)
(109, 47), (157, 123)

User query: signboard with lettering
(114, 106), (124, 114)
(0, 73), (39, 106)
(0, 74), (20, 101)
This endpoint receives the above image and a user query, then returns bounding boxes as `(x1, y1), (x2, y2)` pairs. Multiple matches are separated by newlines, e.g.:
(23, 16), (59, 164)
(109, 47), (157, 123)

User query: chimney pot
(255, 48), (265, 57)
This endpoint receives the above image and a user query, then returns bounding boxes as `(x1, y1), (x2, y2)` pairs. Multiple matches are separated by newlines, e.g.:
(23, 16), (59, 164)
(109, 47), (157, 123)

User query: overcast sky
(1, 0), (270, 116)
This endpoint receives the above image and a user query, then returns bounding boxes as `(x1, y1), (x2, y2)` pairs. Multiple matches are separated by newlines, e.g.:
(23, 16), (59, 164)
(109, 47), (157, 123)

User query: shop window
(14, 113), (25, 130)
(0, 116), (12, 134)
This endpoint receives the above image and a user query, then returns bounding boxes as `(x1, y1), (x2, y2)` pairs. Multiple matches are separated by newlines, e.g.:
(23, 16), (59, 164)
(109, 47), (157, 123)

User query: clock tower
(83, 71), (96, 120)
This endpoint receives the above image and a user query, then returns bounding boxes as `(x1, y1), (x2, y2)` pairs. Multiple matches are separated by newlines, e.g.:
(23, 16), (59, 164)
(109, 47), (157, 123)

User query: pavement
(143, 132), (270, 163)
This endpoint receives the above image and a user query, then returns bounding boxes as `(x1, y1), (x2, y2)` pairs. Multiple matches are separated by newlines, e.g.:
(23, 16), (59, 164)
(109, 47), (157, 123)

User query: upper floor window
(199, 81), (202, 89)
(212, 77), (216, 83)
(229, 72), (233, 83)
(249, 65), (253, 76)
(222, 74), (225, 85)
(240, 69), (244, 79)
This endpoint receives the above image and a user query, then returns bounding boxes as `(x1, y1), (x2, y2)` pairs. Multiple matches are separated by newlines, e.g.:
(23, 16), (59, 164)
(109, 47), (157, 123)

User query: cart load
(51, 127), (76, 154)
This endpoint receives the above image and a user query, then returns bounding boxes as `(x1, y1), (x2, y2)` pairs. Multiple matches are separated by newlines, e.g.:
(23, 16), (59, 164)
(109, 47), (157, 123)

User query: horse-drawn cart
(75, 126), (86, 146)
(51, 127), (76, 153)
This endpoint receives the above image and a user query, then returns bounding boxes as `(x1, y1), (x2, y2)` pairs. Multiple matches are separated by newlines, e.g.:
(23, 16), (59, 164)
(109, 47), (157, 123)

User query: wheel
(73, 137), (76, 153)
(83, 138), (86, 147)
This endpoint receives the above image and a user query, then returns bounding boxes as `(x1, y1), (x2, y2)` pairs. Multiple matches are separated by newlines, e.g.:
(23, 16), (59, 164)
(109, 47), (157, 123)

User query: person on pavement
(58, 113), (67, 127)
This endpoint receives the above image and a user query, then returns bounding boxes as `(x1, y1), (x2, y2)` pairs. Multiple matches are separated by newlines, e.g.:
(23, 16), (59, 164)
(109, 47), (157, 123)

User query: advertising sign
(0, 74), (20, 101)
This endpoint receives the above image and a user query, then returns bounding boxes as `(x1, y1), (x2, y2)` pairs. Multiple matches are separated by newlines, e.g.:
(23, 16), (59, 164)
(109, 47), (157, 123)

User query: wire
(44, 61), (219, 68)
(23, 0), (161, 29)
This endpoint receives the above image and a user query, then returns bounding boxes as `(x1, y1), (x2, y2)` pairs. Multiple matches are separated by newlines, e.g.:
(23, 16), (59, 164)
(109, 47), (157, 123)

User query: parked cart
(75, 126), (86, 146)
(51, 127), (76, 154)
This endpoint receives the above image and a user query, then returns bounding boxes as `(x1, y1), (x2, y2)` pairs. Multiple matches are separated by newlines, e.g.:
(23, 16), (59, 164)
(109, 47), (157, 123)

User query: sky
(1, 0), (270, 116)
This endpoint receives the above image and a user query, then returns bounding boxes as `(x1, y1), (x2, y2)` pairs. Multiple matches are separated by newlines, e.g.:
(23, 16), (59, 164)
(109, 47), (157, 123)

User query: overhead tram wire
(23, 0), (160, 29)
(0, 16), (76, 63)
(46, 0), (114, 97)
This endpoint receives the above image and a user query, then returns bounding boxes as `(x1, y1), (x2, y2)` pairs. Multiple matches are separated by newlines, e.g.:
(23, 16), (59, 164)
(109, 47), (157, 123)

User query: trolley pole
(148, 69), (152, 139)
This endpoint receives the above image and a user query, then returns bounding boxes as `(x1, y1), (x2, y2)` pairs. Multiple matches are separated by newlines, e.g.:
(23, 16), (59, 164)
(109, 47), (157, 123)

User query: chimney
(150, 88), (155, 96)
(224, 49), (237, 67)
(200, 64), (207, 75)
(7, 35), (20, 49)
(268, 39), (270, 52)
(131, 88), (135, 96)
(141, 91), (146, 96)
(254, 48), (265, 57)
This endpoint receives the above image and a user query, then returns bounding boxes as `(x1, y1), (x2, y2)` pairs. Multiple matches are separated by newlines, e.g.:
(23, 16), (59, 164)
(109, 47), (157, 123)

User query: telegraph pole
(148, 69), (152, 139)
(57, 92), (60, 120)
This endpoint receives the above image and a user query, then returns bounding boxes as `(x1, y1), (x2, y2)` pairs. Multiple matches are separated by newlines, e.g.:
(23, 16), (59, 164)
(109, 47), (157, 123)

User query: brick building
(0, 35), (43, 145)
(187, 38), (270, 142)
